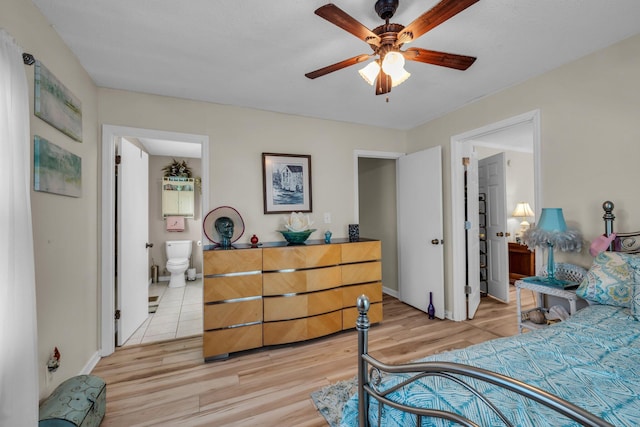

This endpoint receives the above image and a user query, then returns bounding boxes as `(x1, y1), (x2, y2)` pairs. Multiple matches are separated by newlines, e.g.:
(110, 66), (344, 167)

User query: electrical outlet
(323, 212), (331, 224)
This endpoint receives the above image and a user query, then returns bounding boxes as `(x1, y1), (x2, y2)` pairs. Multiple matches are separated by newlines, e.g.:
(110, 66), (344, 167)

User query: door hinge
(115, 155), (121, 165)
(114, 309), (121, 320)
(464, 285), (472, 295)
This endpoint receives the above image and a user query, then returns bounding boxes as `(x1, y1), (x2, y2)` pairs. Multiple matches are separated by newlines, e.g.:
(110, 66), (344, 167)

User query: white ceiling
(32, 0), (640, 132)
(137, 138), (202, 159)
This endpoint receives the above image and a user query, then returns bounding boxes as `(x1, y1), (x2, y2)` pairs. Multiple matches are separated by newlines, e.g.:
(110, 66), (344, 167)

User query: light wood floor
(92, 287), (534, 426)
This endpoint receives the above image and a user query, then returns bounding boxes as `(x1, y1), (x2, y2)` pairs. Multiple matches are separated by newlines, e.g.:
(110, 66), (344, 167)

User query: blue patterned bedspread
(341, 304), (640, 426)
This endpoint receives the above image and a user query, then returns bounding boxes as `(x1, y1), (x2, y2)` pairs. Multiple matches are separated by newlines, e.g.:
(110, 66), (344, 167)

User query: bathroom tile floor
(123, 278), (203, 347)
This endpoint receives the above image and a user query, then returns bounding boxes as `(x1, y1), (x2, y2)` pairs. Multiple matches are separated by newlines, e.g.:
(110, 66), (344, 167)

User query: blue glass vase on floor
(428, 292), (435, 319)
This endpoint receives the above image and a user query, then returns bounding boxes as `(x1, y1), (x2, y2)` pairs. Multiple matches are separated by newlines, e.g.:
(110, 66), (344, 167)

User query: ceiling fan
(305, 0), (480, 96)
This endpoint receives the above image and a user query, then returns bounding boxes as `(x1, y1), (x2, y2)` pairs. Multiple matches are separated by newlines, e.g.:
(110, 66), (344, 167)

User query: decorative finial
(357, 295), (370, 313)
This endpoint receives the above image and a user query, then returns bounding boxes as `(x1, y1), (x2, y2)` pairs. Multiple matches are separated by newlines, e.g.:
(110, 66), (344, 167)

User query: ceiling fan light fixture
(358, 61), (380, 86)
(391, 69), (411, 87)
(306, 1), (479, 95)
(381, 51), (405, 76)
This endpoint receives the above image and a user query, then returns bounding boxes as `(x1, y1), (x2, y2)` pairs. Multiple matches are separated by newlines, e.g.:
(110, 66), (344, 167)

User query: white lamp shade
(391, 70), (411, 87)
(382, 51), (404, 75)
(358, 61), (380, 86)
(512, 202), (534, 218)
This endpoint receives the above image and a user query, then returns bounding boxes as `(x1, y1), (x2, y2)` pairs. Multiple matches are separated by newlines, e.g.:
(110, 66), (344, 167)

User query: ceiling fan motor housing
(375, 0), (399, 20)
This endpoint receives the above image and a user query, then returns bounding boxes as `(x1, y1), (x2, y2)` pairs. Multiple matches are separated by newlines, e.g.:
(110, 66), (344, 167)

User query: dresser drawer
(342, 282), (382, 308)
(204, 298), (262, 330)
(341, 241), (381, 263)
(263, 288), (342, 321)
(203, 324), (262, 359)
(203, 249), (262, 275)
(263, 245), (340, 270)
(342, 302), (383, 330)
(204, 273), (262, 303)
(263, 310), (342, 346)
(263, 266), (341, 295)
(342, 261), (382, 285)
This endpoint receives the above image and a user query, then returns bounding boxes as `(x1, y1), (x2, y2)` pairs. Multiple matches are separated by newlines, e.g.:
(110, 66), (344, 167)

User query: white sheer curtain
(0, 29), (39, 425)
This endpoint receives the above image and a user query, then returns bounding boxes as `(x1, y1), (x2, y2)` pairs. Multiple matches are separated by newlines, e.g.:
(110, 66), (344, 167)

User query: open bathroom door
(116, 138), (149, 346)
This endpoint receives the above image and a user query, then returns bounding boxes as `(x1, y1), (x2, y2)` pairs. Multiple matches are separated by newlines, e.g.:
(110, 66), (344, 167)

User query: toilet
(165, 240), (192, 288)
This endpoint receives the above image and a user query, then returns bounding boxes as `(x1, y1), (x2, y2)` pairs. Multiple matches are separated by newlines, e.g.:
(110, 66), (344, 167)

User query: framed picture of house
(262, 153), (312, 214)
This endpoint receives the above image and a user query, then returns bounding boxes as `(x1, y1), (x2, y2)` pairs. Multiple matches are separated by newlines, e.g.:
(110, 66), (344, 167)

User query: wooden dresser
(508, 242), (535, 284)
(341, 240), (383, 329)
(203, 239), (382, 360)
(202, 249), (263, 359)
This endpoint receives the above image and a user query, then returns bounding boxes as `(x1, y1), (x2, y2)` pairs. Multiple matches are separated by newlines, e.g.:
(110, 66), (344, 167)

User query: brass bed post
(356, 295), (370, 427)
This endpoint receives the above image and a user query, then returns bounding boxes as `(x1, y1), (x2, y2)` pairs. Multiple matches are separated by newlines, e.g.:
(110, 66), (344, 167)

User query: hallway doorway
(451, 110), (541, 321)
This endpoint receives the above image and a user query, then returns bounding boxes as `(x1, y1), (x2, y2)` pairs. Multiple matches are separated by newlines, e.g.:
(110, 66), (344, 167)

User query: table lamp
(521, 208), (582, 286)
(512, 202), (534, 238)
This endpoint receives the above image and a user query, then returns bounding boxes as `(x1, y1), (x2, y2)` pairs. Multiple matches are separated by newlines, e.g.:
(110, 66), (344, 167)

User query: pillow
(589, 233), (616, 257)
(575, 252), (634, 307)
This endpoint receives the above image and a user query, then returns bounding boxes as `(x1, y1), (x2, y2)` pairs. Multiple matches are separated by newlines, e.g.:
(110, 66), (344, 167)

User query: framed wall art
(34, 60), (83, 142)
(34, 135), (82, 197)
(262, 153), (312, 214)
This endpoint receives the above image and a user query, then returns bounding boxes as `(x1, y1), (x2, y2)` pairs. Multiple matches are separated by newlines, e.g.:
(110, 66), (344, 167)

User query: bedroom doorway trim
(100, 125), (209, 356)
(450, 110), (541, 321)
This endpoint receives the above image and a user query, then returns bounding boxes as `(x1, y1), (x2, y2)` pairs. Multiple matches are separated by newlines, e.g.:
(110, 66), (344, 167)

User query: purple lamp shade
(537, 208), (567, 232)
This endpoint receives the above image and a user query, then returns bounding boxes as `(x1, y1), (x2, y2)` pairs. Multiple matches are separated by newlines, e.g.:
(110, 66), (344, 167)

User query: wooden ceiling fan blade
(305, 54), (371, 79)
(403, 48), (476, 70)
(315, 4), (380, 46)
(375, 69), (391, 95)
(400, 0), (479, 43)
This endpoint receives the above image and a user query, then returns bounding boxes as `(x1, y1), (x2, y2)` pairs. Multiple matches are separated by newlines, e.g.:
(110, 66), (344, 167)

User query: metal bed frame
(355, 295), (612, 427)
(352, 200), (640, 427)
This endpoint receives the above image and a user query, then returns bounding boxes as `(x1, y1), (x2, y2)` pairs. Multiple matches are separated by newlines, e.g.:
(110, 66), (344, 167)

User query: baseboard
(382, 286), (398, 299)
(157, 273), (202, 283)
(80, 351), (101, 375)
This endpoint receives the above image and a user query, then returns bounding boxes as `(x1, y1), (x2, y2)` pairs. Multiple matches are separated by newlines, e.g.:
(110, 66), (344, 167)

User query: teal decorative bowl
(278, 229), (316, 244)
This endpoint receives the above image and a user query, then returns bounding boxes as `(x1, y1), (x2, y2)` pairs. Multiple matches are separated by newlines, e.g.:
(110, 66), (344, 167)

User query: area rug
(311, 376), (357, 427)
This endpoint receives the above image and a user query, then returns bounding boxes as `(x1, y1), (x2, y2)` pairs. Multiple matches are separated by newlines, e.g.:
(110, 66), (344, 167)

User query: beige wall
(1, 0), (100, 397)
(98, 89), (407, 243)
(407, 33), (640, 312)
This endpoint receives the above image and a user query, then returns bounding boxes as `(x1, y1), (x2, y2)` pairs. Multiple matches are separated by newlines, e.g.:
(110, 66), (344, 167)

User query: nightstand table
(515, 279), (580, 333)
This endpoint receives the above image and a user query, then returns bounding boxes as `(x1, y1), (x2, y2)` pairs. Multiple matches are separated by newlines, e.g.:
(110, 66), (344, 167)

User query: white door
(397, 146), (444, 317)
(116, 138), (149, 346)
(479, 153), (509, 302)
(464, 145), (481, 319)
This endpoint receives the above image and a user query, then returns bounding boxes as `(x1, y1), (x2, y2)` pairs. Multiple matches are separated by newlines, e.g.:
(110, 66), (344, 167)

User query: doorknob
(496, 232), (504, 237)
(431, 239), (440, 245)
(145, 242), (154, 248)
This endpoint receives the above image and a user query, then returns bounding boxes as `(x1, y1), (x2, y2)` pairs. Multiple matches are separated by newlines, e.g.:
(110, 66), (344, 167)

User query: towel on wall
(166, 216), (185, 232)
